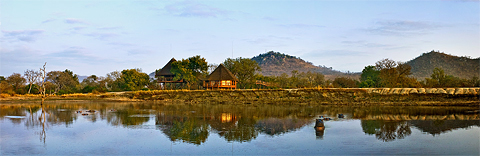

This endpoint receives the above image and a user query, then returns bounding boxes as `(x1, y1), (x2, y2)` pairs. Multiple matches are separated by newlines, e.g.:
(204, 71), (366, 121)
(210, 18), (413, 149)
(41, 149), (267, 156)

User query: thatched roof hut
(156, 58), (176, 77)
(203, 64), (238, 89)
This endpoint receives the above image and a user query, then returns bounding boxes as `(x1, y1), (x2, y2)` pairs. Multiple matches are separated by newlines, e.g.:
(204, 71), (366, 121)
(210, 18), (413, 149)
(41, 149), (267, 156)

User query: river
(1, 102), (479, 155)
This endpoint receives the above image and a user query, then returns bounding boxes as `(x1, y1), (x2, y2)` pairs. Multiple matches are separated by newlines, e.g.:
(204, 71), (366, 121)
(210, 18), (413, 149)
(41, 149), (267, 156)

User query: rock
(436, 88), (447, 94)
(418, 88), (426, 94)
(454, 88), (464, 95)
(400, 88), (411, 95)
(409, 88), (418, 94)
(426, 88), (437, 94)
(381, 88), (391, 95)
(446, 88), (455, 95)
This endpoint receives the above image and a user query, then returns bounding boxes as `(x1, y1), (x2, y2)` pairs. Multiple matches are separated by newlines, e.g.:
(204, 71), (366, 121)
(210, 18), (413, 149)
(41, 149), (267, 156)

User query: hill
(406, 51), (479, 80)
(251, 51), (350, 78)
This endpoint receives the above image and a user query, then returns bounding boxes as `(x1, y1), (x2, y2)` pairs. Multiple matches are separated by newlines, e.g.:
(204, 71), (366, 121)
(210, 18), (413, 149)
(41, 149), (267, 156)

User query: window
(226, 80), (231, 85)
(221, 80), (226, 86)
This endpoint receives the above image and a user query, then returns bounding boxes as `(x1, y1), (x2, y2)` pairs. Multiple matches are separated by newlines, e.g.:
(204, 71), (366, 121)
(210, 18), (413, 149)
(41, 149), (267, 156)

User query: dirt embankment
(1, 88), (478, 105)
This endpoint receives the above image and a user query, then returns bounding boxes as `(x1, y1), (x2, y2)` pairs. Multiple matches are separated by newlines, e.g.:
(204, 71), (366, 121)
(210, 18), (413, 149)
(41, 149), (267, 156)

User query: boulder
(425, 88), (437, 94)
(446, 88), (455, 95)
(418, 88), (426, 94)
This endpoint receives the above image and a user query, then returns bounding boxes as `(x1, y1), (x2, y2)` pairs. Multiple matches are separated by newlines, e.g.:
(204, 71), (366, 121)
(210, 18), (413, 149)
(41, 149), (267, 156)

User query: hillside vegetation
(406, 51), (479, 79)
(251, 51), (346, 77)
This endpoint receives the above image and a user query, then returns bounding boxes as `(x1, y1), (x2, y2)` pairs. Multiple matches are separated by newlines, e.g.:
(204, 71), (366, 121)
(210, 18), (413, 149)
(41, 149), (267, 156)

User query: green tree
(6, 73), (27, 94)
(118, 69), (150, 91)
(171, 55), (208, 89)
(106, 71), (123, 91)
(424, 67), (465, 87)
(223, 57), (261, 89)
(359, 66), (381, 88)
(46, 69), (80, 94)
(81, 75), (107, 93)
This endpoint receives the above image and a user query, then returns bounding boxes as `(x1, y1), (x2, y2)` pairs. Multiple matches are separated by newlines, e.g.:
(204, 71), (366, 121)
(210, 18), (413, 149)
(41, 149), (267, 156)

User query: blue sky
(1, 0), (479, 77)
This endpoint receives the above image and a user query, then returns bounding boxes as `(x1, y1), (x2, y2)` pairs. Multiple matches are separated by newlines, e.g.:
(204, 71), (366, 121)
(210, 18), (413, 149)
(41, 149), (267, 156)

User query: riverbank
(1, 88), (479, 105)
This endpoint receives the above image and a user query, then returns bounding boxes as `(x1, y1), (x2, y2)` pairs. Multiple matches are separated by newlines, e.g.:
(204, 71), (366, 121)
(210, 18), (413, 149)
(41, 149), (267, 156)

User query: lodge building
(156, 58), (238, 89)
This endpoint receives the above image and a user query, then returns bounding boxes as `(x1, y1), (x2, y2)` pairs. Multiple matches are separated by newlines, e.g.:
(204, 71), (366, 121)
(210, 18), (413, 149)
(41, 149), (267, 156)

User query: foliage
(223, 57), (261, 89)
(6, 73), (27, 94)
(106, 71), (123, 91)
(171, 55), (208, 89)
(254, 71), (325, 89)
(0, 81), (14, 94)
(251, 51), (344, 77)
(423, 68), (479, 87)
(118, 69), (150, 91)
(24, 84), (40, 94)
(24, 69), (42, 94)
(80, 75), (108, 93)
(406, 50), (480, 79)
(46, 69), (80, 94)
(332, 77), (359, 88)
(375, 59), (419, 88)
(359, 66), (381, 88)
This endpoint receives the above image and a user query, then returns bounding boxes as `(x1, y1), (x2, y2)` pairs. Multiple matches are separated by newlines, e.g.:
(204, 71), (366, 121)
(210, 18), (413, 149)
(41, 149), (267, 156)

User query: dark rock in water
(338, 114), (344, 118)
(315, 119), (324, 128)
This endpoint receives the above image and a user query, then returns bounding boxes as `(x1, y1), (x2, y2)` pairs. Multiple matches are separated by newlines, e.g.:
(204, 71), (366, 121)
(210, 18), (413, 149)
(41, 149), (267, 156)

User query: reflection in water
(361, 120), (412, 142)
(410, 120), (480, 136)
(1, 103), (479, 145)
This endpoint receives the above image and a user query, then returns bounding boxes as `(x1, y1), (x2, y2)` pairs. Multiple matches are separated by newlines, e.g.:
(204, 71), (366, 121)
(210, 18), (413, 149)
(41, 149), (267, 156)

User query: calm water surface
(1, 102), (479, 155)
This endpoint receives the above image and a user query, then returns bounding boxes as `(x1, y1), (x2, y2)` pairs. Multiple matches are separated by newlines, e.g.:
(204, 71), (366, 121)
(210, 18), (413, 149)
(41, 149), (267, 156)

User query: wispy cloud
(278, 23), (324, 29)
(1, 29), (44, 42)
(365, 20), (441, 36)
(108, 42), (134, 47)
(64, 18), (88, 24)
(86, 32), (118, 40)
(98, 26), (121, 30)
(164, 1), (228, 18)
(41, 18), (56, 24)
(262, 16), (277, 21)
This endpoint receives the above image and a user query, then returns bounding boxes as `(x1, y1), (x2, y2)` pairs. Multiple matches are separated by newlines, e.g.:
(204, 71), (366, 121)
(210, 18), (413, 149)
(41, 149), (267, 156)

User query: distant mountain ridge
(251, 51), (346, 77)
(406, 51), (479, 79)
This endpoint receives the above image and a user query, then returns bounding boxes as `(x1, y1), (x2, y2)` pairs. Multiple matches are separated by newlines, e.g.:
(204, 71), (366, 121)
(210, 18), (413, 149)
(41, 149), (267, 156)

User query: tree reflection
(410, 120), (480, 136)
(255, 118), (311, 136)
(361, 120), (412, 142)
(157, 116), (209, 145)
(106, 109), (150, 127)
(216, 118), (258, 142)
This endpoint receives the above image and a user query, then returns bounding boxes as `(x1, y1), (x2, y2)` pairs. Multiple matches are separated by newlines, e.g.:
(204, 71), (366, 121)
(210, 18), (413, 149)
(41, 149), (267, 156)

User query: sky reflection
(1, 103), (478, 155)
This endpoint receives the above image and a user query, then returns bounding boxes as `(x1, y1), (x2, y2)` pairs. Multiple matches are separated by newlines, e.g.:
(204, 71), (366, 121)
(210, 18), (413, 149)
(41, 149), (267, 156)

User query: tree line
(1, 57), (479, 95)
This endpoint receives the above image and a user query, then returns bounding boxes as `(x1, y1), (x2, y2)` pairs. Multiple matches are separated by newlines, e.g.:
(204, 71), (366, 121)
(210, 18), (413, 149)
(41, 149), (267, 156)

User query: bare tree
(39, 62), (47, 104)
(24, 69), (42, 94)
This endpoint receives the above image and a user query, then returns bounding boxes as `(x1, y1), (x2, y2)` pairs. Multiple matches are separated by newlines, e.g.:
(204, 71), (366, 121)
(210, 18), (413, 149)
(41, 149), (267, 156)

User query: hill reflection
(1, 103), (478, 144)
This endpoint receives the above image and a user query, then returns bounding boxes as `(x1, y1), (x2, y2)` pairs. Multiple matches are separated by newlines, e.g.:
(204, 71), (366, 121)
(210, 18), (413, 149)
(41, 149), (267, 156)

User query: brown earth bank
(1, 88), (478, 106)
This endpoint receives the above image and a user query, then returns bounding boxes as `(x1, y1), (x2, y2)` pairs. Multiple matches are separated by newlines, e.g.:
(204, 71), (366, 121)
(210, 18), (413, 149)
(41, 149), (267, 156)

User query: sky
(1, 0), (479, 77)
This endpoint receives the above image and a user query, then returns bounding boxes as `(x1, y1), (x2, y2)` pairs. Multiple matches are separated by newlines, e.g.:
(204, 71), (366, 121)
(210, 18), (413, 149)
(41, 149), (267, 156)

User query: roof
(156, 58), (176, 77)
(205, 64), (239, 81)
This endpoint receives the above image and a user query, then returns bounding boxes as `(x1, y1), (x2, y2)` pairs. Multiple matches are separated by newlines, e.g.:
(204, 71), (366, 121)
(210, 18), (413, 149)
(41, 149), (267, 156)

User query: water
(1, 102), (479, 155)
